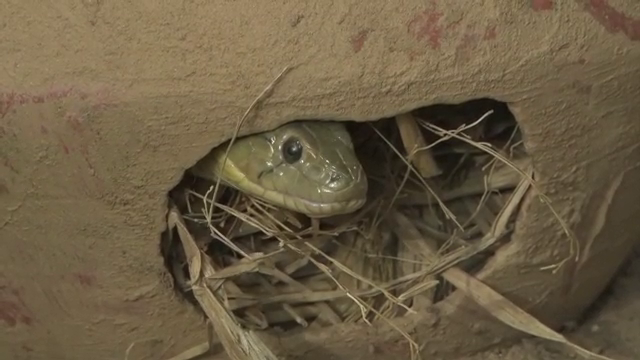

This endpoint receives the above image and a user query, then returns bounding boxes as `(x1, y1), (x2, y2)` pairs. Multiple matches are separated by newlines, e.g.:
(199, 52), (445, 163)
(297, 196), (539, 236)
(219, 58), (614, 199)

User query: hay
(160, 90), (616, 360)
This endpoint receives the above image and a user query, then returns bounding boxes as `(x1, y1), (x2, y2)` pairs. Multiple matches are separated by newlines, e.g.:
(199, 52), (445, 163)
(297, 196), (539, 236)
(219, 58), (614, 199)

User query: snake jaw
(298, 199), (368, 218)
(273, 189), (368, 218)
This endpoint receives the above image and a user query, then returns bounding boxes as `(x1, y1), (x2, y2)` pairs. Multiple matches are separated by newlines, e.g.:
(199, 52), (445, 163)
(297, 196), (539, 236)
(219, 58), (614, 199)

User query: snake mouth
(258, 174), (369, 217)
(241, 180), (367, 217)
(280, 195), (368, 218)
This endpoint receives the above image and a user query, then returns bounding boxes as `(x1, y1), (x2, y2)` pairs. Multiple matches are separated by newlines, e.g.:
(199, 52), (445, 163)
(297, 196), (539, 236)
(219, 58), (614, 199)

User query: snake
(190, 121), (368, 218)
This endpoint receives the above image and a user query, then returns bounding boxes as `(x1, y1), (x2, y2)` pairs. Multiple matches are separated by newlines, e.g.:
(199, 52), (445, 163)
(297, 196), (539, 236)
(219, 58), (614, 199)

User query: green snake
(191, 121), (368, 218)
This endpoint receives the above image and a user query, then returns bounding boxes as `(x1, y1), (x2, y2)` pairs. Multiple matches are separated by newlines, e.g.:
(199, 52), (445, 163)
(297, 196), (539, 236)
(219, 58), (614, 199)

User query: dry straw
(156, 70), (616, 360)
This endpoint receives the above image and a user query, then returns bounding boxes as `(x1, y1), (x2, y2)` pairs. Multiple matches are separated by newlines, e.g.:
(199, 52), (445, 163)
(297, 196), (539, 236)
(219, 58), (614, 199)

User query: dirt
(2, 1), (640, 360)
(456, 245), (640, 360)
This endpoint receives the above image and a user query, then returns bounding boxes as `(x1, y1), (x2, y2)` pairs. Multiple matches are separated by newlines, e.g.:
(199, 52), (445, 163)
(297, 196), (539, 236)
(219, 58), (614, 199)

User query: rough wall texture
(1, 1), (640, 359)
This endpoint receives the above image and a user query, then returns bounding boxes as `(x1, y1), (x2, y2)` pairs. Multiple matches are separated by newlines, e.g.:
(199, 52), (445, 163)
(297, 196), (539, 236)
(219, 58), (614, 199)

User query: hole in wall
(159, 97), (527, 331)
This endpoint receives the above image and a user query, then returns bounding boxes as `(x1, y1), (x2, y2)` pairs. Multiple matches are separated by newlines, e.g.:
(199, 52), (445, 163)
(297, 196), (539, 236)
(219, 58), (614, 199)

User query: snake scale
(191, 121), (368, 218)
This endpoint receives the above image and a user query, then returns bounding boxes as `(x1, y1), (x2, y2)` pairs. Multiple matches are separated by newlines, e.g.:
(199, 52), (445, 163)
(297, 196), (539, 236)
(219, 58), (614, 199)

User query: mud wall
(1, 1), (640, 359)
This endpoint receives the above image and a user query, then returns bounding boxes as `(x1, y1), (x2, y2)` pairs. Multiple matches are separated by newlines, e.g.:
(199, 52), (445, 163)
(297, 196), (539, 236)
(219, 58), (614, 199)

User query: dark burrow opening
(160, 97), (527, 332)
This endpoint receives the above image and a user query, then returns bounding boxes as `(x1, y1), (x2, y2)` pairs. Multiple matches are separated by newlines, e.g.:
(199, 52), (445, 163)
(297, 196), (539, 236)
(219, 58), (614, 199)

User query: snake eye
(282, 137), (303, 164)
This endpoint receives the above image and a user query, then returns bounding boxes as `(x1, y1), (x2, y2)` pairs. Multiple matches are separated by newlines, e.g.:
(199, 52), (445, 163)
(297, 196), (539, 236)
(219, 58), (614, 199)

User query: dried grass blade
(303, 241), (413, 314)
(370, 124), (462, 229)
(420, 118), (580, 271)
(394, 212), (617, 360)
(444, 267), (618, 360)
(167, 206), (278, 360)
(395, 113), (442, 178)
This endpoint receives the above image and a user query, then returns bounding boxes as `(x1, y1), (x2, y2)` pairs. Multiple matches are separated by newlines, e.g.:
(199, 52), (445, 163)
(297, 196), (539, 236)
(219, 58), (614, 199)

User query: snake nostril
(327, 172), (347, 189)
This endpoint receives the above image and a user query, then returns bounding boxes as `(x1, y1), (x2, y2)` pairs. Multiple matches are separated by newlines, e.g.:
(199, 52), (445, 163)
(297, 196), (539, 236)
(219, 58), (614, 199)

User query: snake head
(193, 121), (368, 217)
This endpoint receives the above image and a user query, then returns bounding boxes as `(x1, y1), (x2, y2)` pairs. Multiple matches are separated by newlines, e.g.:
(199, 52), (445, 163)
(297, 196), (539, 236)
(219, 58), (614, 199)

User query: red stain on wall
(0, 88), (74, 118)
(73, 272), (97, 287)
(1, 86), (110, 170)
(484, 25), (497, 40)
(407, 2), (498, 56)
(0, 87), (111, 119)
(580, 0), (640, 41)
(2, 158), (18, 174)
(60, 141), (70, 155)
(454, 24), (499, 62)
(63, 111), (96, 170)
(65, 112), (86, 134)
(351, 30), (370, 53)
(79, 145), (95, 173)
(532, 0), (554, 11)
(0, 286), (33, 328)
(457, 31), (479, 51)
(0, 301), (33, 327)
(408, 7), (444, 49)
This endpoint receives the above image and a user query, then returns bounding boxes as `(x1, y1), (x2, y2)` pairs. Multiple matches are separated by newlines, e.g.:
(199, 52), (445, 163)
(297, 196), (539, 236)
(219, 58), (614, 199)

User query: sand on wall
(1, 1), (640, 359)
